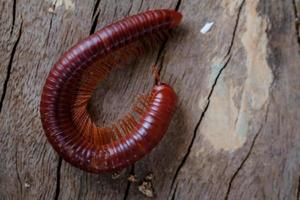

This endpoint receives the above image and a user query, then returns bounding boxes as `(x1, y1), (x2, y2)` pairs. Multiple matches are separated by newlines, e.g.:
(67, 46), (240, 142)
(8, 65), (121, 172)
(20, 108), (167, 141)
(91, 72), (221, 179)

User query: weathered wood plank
(1, 0), (300, 199)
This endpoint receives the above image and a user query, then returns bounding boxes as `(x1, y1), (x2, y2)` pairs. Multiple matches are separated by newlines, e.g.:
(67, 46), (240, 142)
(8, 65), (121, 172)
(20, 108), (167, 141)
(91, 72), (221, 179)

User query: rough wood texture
(1, 0), (300, 199)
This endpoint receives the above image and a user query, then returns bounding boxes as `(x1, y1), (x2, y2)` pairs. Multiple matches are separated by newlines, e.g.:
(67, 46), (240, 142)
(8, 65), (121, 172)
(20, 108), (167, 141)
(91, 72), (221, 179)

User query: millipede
(40, 9), (182, 173)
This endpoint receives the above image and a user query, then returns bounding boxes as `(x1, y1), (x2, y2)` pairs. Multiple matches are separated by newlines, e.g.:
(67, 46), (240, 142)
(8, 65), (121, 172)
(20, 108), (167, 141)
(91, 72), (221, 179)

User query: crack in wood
(169, 55), (232, 195)
(76, 176), (83, 200)
(45, 0), (57, 46)
(126, 0), (133, 16)
(92, 0), (101, 18)
(45, 16), (54, 46)
(90, 11), (100, 35)
(54, 157), (62, 200)
(123, 165), (135, 200)
(168, 0), (245, 196)
(112, 6), (118, 23)
(226, 0), (246, 57)
(45, 0), (57, 47)
(90, 0), (101, 35)
(223, 128), (260, 200)
(170, 182), (178, 200)
(10, 0), (16, 36)
(0, 20), (22, 113)
(175, 0), (181, 11)
(224, 101), (270, 200)
(297, 176), (300, 200)
(15, 141), (23, 198)
(138, 0), (143, 12)
(292, 0), (300, 46)
(155, 0), (182, 80)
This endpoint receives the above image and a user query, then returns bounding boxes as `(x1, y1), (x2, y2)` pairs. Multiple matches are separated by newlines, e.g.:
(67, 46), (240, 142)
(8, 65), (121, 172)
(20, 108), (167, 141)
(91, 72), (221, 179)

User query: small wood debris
(200, 22), (214, 34)
(48, 4), (56, 14)
(111, 172), (121, 179)
(111, 169), (126, 179)
(144, 172), (153, 181)
(24, 183), (30, 188)
(127, 174), (138, 183)
(138, 181), (154, 198)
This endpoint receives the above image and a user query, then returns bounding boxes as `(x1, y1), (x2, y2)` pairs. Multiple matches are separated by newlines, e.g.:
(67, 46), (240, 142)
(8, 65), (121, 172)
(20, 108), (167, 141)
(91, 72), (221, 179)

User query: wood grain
(1, 0), (300, 199)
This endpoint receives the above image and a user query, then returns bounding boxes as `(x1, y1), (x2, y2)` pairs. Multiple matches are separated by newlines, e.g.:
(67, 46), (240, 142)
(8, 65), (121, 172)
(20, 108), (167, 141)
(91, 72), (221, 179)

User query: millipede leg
(153, 32), (166, 43)
(100, 127), (109, 144)
(123, 115), (136, 131)
(133, 105), (145, 116)
(119, 120), (130, 136)
(112, 124), (124, 139)
(121, 119), (132, 133)
(137, 95), (150, 109)
(151, 65), (161, 85)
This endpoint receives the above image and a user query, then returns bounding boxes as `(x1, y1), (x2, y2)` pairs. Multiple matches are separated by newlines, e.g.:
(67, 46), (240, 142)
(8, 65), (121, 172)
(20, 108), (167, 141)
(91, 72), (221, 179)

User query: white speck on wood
(200, 22), (214, 34)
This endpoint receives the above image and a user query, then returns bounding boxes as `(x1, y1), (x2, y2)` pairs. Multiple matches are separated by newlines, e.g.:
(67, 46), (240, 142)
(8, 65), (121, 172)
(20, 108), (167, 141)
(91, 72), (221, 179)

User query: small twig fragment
(138, 181), (155, 198)
(127, 174), (138, 183)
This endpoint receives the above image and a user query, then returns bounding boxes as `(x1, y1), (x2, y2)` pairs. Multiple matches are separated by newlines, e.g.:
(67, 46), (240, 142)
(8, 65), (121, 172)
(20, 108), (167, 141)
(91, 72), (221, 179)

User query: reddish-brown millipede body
(40, 9), (182, 173)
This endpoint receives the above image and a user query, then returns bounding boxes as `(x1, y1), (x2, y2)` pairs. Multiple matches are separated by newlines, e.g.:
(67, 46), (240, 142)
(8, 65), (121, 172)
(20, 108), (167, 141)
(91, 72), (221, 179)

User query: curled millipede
(40, 9), (182, 173)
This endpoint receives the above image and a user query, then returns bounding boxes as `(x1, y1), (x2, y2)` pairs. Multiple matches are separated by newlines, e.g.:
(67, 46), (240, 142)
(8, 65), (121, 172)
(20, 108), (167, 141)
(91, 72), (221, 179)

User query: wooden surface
(1, 0), (300, 199)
